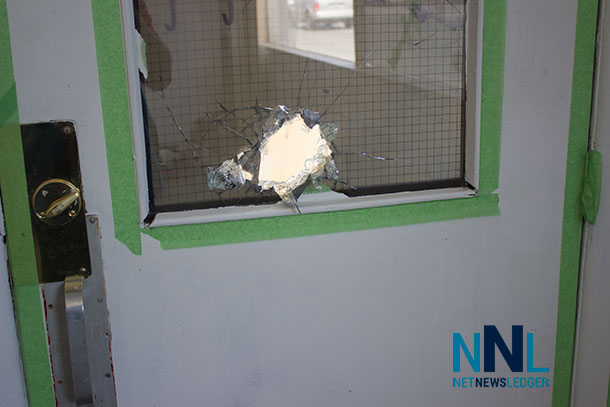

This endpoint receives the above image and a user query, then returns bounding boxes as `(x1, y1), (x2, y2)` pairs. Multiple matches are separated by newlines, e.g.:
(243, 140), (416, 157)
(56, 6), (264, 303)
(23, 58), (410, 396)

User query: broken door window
(134, 0), (467, 213)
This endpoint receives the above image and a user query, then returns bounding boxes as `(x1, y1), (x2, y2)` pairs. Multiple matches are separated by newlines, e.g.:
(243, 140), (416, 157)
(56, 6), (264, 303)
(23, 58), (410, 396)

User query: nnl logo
(453, 325), (549, 373)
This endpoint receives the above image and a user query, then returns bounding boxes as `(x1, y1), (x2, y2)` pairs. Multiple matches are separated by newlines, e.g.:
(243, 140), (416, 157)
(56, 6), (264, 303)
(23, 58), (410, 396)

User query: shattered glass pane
(135, 0), (467, 212)
(206, 107), (338, 211)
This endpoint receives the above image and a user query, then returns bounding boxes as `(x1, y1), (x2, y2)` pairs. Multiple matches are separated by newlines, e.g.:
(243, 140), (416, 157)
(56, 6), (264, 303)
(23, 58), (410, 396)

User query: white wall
(5, 0), (578, 406)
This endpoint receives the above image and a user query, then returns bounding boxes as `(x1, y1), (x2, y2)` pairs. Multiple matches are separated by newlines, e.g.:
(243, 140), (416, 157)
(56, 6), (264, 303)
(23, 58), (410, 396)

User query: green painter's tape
(0, 0), (55, 405)
(91, 0), (142, 255)
(552, 0), (600, 406)
(582, 150), (602, 224)
(479, 0), (506, 195)
(92, 0), (506, 251)
(0, 123), (39, 288)
(144, 195), (499, 250)
(0, 81), (17, 126)
(13, 285), (55, 407)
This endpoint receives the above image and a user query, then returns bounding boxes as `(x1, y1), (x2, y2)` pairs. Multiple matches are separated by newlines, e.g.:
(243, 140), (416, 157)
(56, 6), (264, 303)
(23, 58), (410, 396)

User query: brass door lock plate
(21, 122), (91, 283)
(32, 178), (83, 225)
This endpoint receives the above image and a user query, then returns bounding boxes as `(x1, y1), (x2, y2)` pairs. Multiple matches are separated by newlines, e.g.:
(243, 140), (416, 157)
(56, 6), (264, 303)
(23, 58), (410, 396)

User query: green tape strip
(479, 0), (506, 195)
(145, 194), (499, 249)
(552, 0), (600, 405)
(0, 81), (17, 126)
(13, 285), (56, 407)
(0, 0), (55, 405)
(0, 123), (39, 288)
(91, 0), (142, 255)
(582, 150), (602, 224)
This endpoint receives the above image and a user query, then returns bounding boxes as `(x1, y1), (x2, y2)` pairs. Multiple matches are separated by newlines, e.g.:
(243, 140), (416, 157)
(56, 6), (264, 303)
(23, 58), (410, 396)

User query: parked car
(288, 0), (353, 29)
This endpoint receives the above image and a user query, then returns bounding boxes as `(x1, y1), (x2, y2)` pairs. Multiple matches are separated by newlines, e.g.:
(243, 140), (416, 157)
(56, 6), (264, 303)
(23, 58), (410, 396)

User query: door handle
(64, 275), (94, 406)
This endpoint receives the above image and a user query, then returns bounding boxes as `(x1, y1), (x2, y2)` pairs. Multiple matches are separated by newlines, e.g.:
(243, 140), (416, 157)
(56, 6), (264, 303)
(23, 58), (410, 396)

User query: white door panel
(2, 0), (591, 406)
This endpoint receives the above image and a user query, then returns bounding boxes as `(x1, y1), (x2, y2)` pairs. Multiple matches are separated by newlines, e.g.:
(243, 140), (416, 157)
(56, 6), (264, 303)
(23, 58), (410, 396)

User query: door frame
(572, 0), (610, 404)
(0, 0), (55, 404)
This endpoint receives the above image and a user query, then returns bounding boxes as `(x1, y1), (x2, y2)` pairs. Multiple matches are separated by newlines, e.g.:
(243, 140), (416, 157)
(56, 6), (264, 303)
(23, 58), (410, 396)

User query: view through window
(135, 0), (467, 212)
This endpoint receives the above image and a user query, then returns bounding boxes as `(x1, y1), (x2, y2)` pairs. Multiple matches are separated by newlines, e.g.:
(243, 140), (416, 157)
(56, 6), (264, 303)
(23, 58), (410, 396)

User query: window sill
(141, 189), (499, 250)
(148, 186), (476, 227)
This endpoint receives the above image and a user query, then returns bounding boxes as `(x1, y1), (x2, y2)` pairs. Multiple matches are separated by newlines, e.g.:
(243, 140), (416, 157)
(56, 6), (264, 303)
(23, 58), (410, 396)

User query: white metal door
(0, 0), (599, 406)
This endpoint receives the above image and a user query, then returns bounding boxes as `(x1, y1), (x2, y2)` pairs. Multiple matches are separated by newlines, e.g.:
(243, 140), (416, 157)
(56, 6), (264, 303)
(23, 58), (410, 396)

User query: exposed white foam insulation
(257, 116), (333, 202)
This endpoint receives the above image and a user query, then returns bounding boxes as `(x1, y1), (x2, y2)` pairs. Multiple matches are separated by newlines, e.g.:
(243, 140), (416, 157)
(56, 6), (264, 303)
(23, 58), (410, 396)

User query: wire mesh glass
(135, 0), (467, 211)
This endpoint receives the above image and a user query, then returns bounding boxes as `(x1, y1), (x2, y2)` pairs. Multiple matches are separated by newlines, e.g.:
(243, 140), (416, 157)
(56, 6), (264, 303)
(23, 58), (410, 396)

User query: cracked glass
(134, 0), (467, 212)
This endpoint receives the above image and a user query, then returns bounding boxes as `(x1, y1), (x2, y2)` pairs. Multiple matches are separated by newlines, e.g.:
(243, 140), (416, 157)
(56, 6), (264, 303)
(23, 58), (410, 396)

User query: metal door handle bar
(65, 275), (94, 406)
